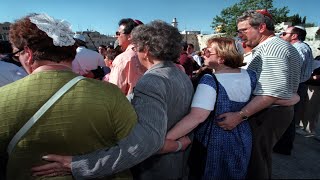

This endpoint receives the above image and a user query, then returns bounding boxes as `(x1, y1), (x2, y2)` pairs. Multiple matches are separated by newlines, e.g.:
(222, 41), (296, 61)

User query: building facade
(75, 31), (116, 51)
(0, 22), (11, 41)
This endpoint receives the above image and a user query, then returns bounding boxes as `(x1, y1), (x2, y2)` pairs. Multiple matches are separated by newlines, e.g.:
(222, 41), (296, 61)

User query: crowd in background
(0, 9), (319, 180)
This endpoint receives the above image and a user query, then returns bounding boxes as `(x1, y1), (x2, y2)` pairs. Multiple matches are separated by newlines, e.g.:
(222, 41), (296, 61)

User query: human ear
(259, 23), (267, 33)
(24, 47), (34, 65)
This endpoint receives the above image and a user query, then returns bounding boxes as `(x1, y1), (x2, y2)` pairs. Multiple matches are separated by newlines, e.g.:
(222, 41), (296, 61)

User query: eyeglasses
(10, 48), (24, 62)
(237, 26), (253, 34)
(115, 31), (125, 36)
(281, 32), (294, 36)
(204, 49), (217, 57)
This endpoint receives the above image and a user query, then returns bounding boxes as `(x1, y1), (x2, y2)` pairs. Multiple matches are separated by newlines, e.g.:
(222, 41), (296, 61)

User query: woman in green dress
(0, 13), (137, 180)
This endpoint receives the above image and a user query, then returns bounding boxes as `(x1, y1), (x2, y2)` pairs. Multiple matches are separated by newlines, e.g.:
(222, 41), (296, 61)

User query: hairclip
(29, 14), (75, 47)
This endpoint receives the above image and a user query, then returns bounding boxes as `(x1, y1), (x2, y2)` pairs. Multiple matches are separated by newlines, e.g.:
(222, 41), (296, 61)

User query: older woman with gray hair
(32, 20), (194, 180)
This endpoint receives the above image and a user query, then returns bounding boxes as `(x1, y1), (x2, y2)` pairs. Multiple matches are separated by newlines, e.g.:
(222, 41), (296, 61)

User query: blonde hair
(206, 37), (245, 68)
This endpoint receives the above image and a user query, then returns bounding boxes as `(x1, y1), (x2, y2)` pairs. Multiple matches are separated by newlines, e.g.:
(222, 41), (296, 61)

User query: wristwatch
(239, 110), (249, 121)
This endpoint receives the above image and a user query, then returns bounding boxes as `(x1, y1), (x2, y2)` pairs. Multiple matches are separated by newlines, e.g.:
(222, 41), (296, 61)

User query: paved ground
(272, 133), (320, 179)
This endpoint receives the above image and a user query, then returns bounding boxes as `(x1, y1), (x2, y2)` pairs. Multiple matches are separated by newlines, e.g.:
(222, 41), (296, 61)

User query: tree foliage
(286, 14), (315, 27)
(212, 0), (289, 36)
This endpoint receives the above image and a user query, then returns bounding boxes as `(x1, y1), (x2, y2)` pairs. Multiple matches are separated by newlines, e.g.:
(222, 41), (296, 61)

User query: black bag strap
(200, 73), (219, 145)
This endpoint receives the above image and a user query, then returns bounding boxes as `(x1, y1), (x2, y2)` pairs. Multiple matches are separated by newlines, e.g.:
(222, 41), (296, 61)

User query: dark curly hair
(9, 13), (77, 63)
(131, 20), (182, 61)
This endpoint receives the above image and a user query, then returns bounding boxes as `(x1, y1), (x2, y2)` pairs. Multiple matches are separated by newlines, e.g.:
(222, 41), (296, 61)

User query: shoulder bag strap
(201, 73), (219, 143)
(7, 76), (85, 155)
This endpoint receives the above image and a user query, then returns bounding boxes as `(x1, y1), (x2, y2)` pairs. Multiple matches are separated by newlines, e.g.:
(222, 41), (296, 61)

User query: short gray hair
(131, 20), (182, 61)
(237, 10), (274, 31)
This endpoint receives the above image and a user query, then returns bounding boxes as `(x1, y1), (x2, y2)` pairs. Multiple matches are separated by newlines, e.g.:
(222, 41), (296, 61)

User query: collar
(145, 61), (175, 74)
(252, 36), (277, 53)
(125, 44), (135, 52)
(292, 40), (302, 45)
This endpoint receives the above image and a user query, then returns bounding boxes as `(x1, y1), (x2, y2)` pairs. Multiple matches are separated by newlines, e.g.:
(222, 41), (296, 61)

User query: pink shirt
(108, 44), (146, 95)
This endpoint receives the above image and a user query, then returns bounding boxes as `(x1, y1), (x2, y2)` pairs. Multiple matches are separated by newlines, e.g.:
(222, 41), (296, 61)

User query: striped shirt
(292, 41), (314, 82)
(248, 37), (302, 99)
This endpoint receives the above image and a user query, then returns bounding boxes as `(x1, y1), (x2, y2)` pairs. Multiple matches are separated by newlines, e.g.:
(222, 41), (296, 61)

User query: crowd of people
(0, 9), (319, 180)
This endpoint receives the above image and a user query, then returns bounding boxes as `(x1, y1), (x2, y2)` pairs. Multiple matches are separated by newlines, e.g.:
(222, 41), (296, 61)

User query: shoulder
(82, 78), (121, 92)
(136, 73), (166, 89)
(199, 74), (218, 88)
(115, 50), (136, 63)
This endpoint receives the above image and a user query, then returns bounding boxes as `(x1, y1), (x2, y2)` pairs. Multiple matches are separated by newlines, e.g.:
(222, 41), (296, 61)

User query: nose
(238, 33), (244, 39)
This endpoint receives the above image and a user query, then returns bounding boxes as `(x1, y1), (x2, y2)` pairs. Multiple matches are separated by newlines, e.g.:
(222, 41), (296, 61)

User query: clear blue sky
(0, 0), (319, 35)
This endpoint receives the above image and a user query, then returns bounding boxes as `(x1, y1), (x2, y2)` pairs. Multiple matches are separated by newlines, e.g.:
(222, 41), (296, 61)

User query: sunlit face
(203, 45), (220, 68)
(98, 47), (106, 56)
(132, 45), (148, 68)
(187, 45), (194, 55)
(280, 27), (294, 42)
(104, 57), (112, 68)
(237, 20), (260, 48)
(116, 25), (130, 50)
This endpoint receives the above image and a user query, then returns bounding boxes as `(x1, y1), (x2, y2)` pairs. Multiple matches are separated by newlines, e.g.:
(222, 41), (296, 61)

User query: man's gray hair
(237, 10), (275, 31)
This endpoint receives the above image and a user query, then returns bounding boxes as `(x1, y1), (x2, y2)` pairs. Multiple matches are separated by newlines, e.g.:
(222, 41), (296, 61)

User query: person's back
(0, 71), (137, 179)
(131, 61), (193, 179)
(72, 46), (106, 76)
(293, 41), (313, 83)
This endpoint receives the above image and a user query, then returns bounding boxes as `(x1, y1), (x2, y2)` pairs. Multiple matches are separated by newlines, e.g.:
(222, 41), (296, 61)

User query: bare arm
(217, 95), (277, 130)
(166, 107), (210, 140)
(158, 136), (192, 154)
(274, 93), (300, 106)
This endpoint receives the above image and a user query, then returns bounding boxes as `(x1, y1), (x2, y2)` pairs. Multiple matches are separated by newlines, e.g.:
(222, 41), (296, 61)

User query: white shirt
(72, 46), (105, 75)
(241, 52), (253, 69)
(192, 54), (202, 67)
(0, 61), (27, 87)
(192, 69), (252, 110)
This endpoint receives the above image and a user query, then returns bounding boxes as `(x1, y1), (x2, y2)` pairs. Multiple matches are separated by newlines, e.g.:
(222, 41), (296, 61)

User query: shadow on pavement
(272, 134), (320, 179)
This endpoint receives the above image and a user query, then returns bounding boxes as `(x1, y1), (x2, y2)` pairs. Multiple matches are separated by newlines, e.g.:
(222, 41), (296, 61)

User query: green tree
(212, 0), (289, 36)
(286, 14), (315, 27)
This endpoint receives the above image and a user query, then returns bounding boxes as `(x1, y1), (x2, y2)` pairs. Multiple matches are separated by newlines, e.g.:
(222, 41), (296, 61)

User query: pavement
(272, 133), (320, 179)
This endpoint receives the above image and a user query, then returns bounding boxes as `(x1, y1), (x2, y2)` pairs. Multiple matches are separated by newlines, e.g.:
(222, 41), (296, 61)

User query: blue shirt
(0, 61), (27, 87)
(293, 41), (314, 83)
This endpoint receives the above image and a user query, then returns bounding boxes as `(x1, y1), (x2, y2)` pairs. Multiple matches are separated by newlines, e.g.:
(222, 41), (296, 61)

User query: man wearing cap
(72, 34), (106, 78)
(108, 18), (145, 95)
(273, 26), (314, 155)
(216, 10), (302, 179)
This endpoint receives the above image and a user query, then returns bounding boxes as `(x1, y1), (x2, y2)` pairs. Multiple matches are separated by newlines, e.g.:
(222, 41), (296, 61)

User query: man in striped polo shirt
(274, 25), (314, 155)
(217, 10), (302, 179)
